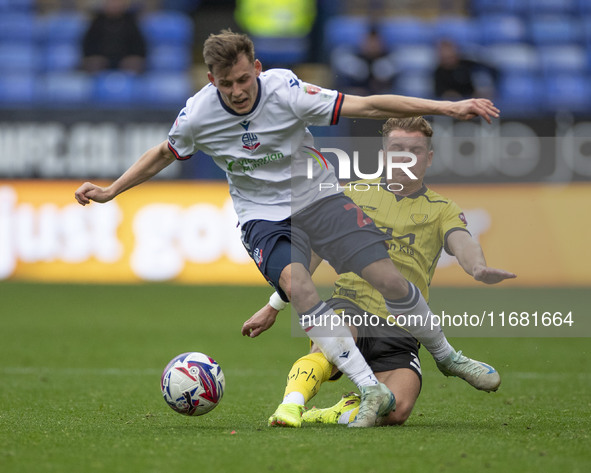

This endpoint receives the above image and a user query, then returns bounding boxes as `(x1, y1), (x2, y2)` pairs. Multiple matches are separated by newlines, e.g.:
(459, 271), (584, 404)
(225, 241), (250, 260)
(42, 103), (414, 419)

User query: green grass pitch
(1, 282), (590, 473)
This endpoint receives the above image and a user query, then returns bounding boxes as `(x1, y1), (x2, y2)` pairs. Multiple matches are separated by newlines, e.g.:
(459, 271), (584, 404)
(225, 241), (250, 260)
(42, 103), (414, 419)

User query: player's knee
(373, 272), (408, 300)
(361, 259), (409, 299)
(285, 282), (316, 308)
(383, 401), (413, 426)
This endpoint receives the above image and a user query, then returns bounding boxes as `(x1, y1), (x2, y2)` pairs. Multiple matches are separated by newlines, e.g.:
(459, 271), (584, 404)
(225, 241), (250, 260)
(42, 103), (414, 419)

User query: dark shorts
(326, 297), (422, 387)
(240, 194), (390, 300)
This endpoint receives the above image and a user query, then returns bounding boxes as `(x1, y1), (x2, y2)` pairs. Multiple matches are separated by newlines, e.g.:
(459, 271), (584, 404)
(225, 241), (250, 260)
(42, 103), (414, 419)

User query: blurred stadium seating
(0, 0), (589, 114)
(323, 1), (591, 116)
(0, 72), (36, 104)
(0, 6), (195, 108)
(252, 37), (309, 67)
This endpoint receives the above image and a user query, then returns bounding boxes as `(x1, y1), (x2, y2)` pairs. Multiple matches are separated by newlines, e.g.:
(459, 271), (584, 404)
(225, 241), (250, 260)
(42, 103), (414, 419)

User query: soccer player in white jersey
(75, 30), (500, 428)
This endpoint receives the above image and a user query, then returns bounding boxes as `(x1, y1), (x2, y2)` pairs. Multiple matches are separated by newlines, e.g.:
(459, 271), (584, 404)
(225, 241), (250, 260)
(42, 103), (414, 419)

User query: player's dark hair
(382, 117), (433, 141)
(203, 29), (255, 73)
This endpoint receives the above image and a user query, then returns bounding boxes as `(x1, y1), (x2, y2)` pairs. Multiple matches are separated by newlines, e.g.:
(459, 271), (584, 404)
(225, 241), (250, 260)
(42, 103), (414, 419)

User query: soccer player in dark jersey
(244, 117), (515, 427)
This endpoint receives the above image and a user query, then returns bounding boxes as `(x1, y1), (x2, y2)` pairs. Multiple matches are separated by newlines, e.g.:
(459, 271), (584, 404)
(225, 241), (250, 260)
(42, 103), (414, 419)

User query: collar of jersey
(380, 177), (428, 201)
(216, 77), (262, 117)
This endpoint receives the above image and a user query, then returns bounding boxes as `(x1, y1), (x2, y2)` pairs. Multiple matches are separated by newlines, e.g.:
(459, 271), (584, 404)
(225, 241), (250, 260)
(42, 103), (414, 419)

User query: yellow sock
(283, 352), (333, 404)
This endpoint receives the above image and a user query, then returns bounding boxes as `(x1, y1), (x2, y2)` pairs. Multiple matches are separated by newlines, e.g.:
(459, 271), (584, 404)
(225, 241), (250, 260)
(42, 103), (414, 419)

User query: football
(160, 352), (225, 416)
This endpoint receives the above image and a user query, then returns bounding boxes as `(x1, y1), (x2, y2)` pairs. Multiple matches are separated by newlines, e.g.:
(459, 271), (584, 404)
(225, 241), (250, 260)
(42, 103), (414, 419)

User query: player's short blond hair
(382, 117), (433, 138)
(382, 117), (433, 150)
(203, 29), (255, 73)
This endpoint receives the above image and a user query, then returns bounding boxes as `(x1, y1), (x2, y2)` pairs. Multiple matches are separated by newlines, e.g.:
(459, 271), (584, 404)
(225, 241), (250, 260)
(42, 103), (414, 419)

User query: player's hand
(473, 265), (517, 284)
(447, 98), (500, 124)
(241, 304), (279, 338)
(74, 182), (113, 206)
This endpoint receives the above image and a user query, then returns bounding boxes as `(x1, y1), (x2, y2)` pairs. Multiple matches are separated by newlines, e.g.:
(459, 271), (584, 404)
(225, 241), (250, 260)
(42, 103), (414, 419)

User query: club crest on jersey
(242, 132), (260, 152)
(411, 213), (428, 224)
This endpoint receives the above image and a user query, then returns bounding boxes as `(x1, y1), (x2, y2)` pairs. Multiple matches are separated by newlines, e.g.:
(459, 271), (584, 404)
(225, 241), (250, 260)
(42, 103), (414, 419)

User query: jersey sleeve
(167, 105), (197, 160)
(287, 73), (344, 126)
(441, 200), (470, 256)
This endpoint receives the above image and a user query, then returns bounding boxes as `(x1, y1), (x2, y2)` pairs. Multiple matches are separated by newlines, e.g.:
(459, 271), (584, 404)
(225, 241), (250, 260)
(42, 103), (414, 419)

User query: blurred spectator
(433, 39), (497, 99)
(234, 0), (316, 38)
(331, 25), (397, 95)
(234, 0), (317, 68)
(82, 0), (147, 74)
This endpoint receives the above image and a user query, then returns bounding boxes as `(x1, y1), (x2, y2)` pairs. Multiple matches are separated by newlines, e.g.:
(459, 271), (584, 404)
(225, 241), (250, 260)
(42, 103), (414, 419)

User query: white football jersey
(167, 69), (343, 223)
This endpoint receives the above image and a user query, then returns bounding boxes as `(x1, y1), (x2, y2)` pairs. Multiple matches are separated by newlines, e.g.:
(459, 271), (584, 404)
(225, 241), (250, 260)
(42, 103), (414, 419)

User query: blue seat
(0, 0), (34, 11)
(323, 16), (370, 52)
(486, 43), (540, 74)
(395, 72), (434, 98)
(253, 36), (309, 66)
(579, 15), (591, 46)
(44, 43), (81, 72)
(39, 72), (93, 105)
(92, 71), (139, 105)
(0, 72), (36, 105)
(378, 18), (433, 46)
(529, 16), (582, 45)
(39, 12), (88, 44)
(478, 15), (527, 44)
(139, 72), (192, 106)
(434, 16), (480, 45)
(497, 72), (545, 114)
(0, 43), (39, 72)
(539, 45), (587, 74)
(0, 13), (36, 42)
(545, 74), (591, 112)
(147, 44), (192, 71)
(526, 0), (576, 15)
(141, 11), (194, 45)
(578, 0), (591, 14)
(392, 45), (436, 73)
(470, 0), (526, 16)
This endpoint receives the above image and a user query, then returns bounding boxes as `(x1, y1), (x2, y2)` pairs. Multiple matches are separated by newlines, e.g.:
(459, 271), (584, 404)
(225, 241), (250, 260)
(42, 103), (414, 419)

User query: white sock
(282, 392), (305, 405)
(385, 282), (453, 362)
(299, 301), (378, 387)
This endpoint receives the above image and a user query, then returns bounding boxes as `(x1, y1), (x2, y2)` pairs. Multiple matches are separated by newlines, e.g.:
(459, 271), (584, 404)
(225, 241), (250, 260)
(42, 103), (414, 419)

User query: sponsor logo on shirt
(226, 152), (286, 173)
(303, 85), (321, 95)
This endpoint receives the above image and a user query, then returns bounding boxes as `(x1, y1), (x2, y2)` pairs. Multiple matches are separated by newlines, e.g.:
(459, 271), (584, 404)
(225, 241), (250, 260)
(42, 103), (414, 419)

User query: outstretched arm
(75, 140), (175, 205)
(447, 230), (516, 284)
(341, 95), (500, 124)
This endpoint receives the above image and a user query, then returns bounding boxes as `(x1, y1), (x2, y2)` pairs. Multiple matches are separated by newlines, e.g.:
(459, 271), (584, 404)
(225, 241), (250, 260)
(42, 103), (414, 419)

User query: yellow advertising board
(0, 180), (263, 285)
(428, 182), (591, 287)
(1, 181), (589, 286)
